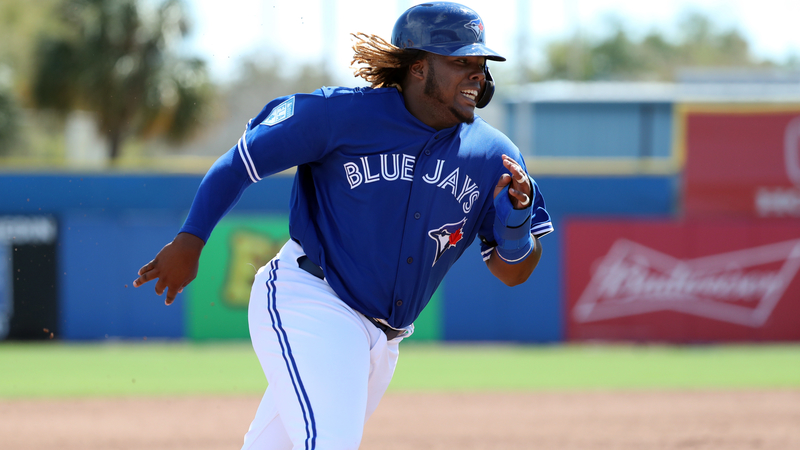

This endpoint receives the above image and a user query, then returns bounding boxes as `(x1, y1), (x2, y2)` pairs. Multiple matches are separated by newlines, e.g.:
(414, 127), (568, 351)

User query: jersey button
(424, 150), (431, 155)
(396, 300), (403, 306)
(414, 212), (420, 219)
(407, 257), (413, 264)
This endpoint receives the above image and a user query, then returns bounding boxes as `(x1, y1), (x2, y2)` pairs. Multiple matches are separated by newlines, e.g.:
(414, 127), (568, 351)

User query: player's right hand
(132, 232), (205, 305)
(494, 154), (532, 209)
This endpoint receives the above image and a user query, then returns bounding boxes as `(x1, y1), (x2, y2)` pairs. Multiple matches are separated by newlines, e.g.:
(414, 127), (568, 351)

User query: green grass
(389, 343), (800, 391)
(1, 341), (799, 398)
(0, 341), (265, 398)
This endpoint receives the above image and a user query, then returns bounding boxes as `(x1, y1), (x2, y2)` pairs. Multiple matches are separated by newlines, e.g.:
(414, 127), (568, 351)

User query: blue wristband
(492, 185), (534, 264)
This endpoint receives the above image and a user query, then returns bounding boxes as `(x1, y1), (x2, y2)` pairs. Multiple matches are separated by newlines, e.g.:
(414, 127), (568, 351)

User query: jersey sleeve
(235, 90), (333, 182)
(478, 177), (554, 262)
(179, 90), (333, 243)
(179, 147), (253, 243)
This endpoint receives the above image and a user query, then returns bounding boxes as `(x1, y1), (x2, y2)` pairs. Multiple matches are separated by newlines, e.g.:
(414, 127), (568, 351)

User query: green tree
(31, 0), (212, 160)
(0, 0), (62, 155)
(540, 11), (771, 82)
(0, 90), (19, 154)
(675, 12), (752, 67)
(0, 0), (62, 98)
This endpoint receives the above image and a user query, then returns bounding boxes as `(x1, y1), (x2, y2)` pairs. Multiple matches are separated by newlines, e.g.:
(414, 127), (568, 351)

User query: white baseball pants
(241, 240), (411, 450)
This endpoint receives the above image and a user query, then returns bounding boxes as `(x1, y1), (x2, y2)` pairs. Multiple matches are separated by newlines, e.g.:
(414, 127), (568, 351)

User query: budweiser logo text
(573, 238), (800, 327)
(598, 264), (781, 301)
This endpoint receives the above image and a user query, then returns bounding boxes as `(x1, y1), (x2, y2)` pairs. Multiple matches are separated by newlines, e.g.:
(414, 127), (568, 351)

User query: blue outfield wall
(1, 173), (293, 213)
(59, 210), (186, 339)
(1, 173), (292, 340)
(1, 172), (677, 341)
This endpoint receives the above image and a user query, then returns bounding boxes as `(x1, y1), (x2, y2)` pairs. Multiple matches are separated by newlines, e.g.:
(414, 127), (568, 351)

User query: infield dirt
(2, 390), (798, 449)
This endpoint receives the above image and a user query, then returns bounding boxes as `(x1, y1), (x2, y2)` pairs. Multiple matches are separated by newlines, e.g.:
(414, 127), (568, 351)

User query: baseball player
(133, 2), (553, 449)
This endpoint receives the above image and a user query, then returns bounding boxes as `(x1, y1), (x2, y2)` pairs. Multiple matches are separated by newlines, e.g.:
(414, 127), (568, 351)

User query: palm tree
(31, 0), (212, 160)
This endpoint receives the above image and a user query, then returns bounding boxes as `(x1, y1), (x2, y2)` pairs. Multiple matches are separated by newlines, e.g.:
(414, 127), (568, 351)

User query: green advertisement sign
(186, 215), (441, 341)
(187, 216), (290, 340)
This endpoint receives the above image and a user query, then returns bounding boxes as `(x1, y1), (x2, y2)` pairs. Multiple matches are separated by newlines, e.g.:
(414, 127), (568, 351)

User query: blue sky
(182, 0), (800, 84)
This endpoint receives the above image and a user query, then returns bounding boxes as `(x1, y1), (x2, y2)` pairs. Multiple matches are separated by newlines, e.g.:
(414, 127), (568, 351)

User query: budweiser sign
(572, 238), (800, 327)
(756, 115), (800, 217)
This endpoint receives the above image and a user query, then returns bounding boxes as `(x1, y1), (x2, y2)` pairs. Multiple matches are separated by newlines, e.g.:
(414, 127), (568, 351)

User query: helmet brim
(419, 43), (506, 62)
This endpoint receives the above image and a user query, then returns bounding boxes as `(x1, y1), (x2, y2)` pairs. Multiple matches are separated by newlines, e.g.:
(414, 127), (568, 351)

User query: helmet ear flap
(476, 66), (494, 109)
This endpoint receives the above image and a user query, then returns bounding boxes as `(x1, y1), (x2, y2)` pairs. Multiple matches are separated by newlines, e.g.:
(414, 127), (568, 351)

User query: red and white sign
(566, 220), (800, 342)
(684, 110), (800, 218)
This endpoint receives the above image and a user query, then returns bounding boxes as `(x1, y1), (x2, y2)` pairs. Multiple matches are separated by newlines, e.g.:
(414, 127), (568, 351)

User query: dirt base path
(2, 390), (798, 449)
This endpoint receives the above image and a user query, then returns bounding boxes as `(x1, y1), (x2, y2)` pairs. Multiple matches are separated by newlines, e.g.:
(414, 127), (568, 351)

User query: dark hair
(351, 32), (424, 89)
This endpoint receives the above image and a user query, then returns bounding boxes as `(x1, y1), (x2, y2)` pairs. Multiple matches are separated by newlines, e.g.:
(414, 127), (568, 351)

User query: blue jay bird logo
(428, 218), (468, 266)
(464, 19), (484, 40)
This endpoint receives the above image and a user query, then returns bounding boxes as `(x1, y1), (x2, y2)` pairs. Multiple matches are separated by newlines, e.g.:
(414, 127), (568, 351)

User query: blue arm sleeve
(479, 178), (554, 260)
(179, 90), (332, 243)
(179, 147), (254, 243)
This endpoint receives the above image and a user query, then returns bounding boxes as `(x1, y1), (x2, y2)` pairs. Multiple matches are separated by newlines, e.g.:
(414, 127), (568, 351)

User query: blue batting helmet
(391, 2), (504, 108)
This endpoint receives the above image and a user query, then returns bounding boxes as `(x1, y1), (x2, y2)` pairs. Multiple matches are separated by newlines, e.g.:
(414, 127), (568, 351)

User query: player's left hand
(493, 154), (532, 209)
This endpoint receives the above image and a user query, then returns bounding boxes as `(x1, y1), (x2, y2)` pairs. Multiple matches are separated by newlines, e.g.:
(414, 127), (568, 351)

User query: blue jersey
(181, 86), (553, 328)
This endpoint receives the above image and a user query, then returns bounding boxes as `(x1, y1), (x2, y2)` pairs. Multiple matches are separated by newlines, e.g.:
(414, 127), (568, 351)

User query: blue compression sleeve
(179, 149), (253, 243)
(492, 185), (534, 264)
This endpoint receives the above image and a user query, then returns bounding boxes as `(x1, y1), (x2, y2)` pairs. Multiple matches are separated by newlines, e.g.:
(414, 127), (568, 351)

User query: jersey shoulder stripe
(237, 119), (261, 183)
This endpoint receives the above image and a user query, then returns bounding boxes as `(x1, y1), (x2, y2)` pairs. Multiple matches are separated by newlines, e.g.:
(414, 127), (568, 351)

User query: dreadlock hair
(351, 32), (425, 90)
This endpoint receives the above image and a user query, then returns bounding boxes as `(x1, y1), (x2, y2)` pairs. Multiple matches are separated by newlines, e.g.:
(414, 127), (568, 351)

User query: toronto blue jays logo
(464, 19), (484, 40)
(428, 217), (467, 266)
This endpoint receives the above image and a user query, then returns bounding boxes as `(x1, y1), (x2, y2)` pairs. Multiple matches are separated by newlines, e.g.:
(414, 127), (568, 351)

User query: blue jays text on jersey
(344, 154), (481, 213)
(180, 86), (553, 329)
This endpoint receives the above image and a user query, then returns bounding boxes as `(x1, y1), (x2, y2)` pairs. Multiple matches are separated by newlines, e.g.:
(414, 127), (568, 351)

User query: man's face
(421, 54), (487, 128)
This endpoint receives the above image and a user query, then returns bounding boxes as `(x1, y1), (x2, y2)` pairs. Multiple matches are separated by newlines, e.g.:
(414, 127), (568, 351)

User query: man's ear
(409, 58), (426, 81)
